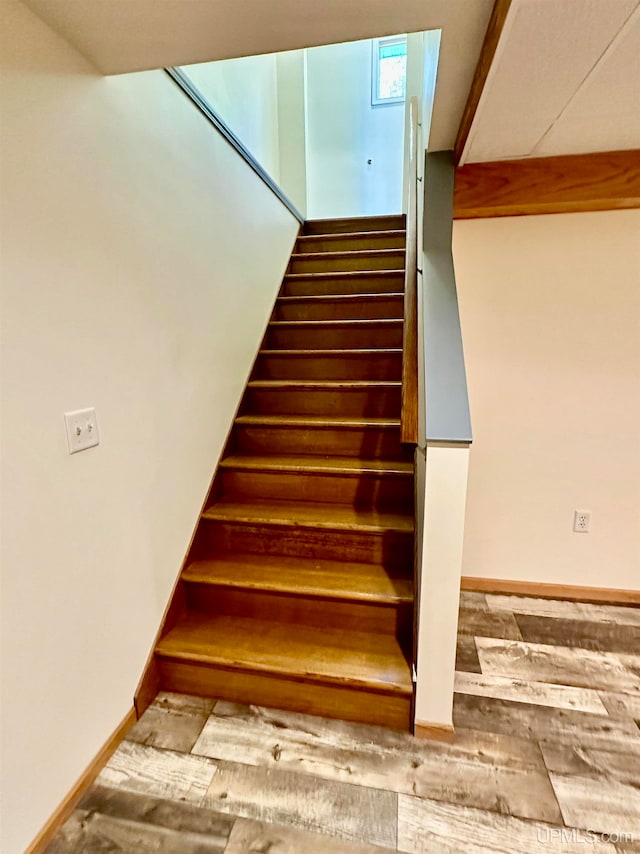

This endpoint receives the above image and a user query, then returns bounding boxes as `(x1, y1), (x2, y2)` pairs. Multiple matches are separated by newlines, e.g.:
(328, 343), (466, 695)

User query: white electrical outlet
(64, 407), (100, 454)
(573, 510), (591, 533)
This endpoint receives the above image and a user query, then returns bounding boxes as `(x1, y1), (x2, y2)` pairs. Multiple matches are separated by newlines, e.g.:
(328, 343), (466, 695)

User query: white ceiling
(463, 0), (640, 163)
(21, 0), (493, 151)
(23, 0), (638, 161)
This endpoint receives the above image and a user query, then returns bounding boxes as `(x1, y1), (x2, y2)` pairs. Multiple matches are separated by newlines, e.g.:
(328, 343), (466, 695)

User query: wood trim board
(414, 720), (456, 742)
(461, 576), (640, 607)
(401, 96), (419, 445)
(25, 708), (136, 854)
(453, 0), (513, 164)
(454, 149), (640, 218)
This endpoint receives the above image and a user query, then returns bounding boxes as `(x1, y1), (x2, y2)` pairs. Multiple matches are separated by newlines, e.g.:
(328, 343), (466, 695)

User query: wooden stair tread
(219, 454), (413, 476)
(156, 613), (412, 695)
(202, 498), (413, 533)
(234, 415), (401, 428)
(258, 348), (402, 356)
(277, 293), (403, 304)
(291, 248), (404, 261)
(297, 229), (406, 242)
(304, 214), (405, 232)
(182, 554), (413, 603)
(285, 270), (404, 280)
(247, 380), (400, 390)
(269, 319), (402, 327)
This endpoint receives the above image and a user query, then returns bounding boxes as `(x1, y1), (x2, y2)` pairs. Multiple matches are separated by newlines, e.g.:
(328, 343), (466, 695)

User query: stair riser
(297, 234), (406, 252)
(276, 296), (403, 321)
(199, 522), (414, 567)
(284, 274), (404, 297)
(289, 252), (404, 274)
(266, 325), (403, 349)
(185, 584), (412, 635)
(304, 215), (405, 234)
(253, 353), (402, 381)
(233, 425), (412, 459)
(157, 659), (411, 730)
(220, 469), (414, 507)
(244, 388), (401, 418)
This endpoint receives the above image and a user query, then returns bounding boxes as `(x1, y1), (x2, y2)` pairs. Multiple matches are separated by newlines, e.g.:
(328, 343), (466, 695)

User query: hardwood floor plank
(620, 652), (640, 679)
(148, 692), (217, 714)
(540, 742), (640, 836)
(475, 637), (640, 694)
(43, 808), (228, 854)
(209, 698), (410, 746)
(192, 702), (562, 823)
(224, 817), (394, 854)
(396, 795), (617, 854)
(78, 784), (235, 838)
(598, 690), (640, 720)
(485, 595), (640, 627)
(571, 605), (640, 628)
(459, 590), (488, 610)
(457, 606), (523, 640)
(203, 761), (398, 849)
(96, 741), (217, 804)
(485, 594), (587, 620)
(515, 613), (640, 654)
(455, 635), (481, 673)
(453, 694), (640, 755)
(126, 691), (212, 752)
(43, 810), (91, 854)
(454, 671), (609, 714)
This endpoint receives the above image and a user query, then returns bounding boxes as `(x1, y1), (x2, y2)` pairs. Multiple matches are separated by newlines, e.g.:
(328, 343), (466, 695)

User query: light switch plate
(64, 407), (99, 454)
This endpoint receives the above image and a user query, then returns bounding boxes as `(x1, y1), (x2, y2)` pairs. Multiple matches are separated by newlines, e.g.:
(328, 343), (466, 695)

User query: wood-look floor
(46, 593), (640, 853)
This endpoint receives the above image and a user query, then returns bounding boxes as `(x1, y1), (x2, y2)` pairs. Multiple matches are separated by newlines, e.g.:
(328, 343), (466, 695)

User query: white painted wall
(403, 29), (441, 209)
(276, 50), (308, 216)
(415, 444), (470, 728)
(305, 39), (405, 219)
(184, 54), (281, 181)
(0, 2), (298, 850)
(454, 210), (640, 592)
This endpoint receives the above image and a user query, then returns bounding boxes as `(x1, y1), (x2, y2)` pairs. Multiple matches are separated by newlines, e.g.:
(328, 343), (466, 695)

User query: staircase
(152, 215), (415, 730)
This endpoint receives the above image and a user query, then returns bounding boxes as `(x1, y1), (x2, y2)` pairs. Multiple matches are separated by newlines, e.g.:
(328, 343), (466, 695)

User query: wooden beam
(454, 149), (640, 218)
(461, 576), (640, 606)
(453, 0), (513, 164)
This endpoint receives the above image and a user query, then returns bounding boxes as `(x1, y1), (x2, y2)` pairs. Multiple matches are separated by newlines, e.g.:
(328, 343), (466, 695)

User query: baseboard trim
(461, 576), (640, 606)
(25, 707), (136, 854)
(414, 720), (456, 742)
